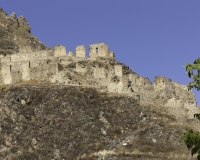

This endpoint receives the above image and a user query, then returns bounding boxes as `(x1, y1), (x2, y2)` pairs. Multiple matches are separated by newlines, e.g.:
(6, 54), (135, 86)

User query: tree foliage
(182, 130), (200, 160)
(182, 58), (200, 159)
(186, 58), (200, 91)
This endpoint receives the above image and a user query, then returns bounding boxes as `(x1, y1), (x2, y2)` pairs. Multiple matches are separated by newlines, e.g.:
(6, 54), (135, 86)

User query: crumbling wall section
(115, 65), (123, 77)
(109, 52), (115, 60)
(89, 43), (110, 58)
(153, 76), (199, 118)
(11, 70), (22, 83)
(54, 45), (66, 57)
(75, 45), (86, 58)
(22, 61), (30, 81)
(1, 64), (12, 84)
(76, 61), (87, 73)
(94, 67), (106, 79)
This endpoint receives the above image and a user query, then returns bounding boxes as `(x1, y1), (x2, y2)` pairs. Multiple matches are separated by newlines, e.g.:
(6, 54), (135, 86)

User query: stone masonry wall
(0, 42), (199, 119)
(75, 45), (86, 58)
(89, 43), (109, 58)
(54, 45), (66, 57)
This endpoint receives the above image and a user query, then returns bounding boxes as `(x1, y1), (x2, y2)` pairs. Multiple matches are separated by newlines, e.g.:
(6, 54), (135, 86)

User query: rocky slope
(0, 8), (199, 160)
(0, 8), (50, 56)
(0, 83), (198, 160)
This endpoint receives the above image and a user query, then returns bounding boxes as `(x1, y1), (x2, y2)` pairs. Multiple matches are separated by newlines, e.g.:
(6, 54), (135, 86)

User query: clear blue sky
(1, 1), (200, 104)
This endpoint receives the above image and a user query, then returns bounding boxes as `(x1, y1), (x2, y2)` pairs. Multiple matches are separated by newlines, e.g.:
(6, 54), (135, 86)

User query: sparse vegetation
(0, 84), (193, 159)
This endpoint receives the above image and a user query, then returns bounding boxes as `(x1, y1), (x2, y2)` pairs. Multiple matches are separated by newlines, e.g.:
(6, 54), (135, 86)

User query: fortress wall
(154, 76), (173, 91)
(59, 56), (75, 65)
(30, 67), (42, 79)
(75, 45), (86, 58)
(89, 52), (97, 59)
(144, 78), (152, 86)
(76, 62), (87, 73)
(74, 57), (86, 62)
(108, 76), (129, 93)
(22, 61), (30, 81)
(59, 54), (85, 63)
(29, 61), (58, 80)
(117, 81), (124, 93)
(48, 63), (58, 75)
(1, 56), (11, 63)
(108, 82), (118, 92)
(1, 64), (12, 84)
(1, 65), (11, 74)
(30, 59), (50, 68)
(94, 68), (106, 79)
(135, 76), (144, 86)
(154, 76), (196, 103)
(120, 76), (129, 92)
(11, 54), (27, 62)
(52, 71), (65, 83)
(67, 51), (75, 57)
(129, 73), (145, 86)
(165, 98), (198, 118)
(60, 59), (73, 66)
(152, 76), (198, 118)
(3, 73), (12, 84)
(11, 71), (22, 83)
(54, 45), (66, 57)
(114, 65), (123, 77)
(129, 73), (138, 85)
(30, 60), (41, 68)
(109, 52), (115, 60)
(106, 67), (115, 79)
(172, 82), (196, 102)
(3, 51), (52, 63)
(11, 61), (22, 71)
(89, 43), (110, 58)
(0, 74), (3, 84)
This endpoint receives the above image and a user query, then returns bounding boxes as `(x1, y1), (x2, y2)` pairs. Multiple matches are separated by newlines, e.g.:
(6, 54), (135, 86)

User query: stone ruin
(0, 42), (199, 119)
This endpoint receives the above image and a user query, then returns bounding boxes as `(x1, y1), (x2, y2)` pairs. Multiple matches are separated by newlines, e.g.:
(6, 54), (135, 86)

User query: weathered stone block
(94, 68), (106, 78)
(115, 65), (123, 77)
(53, 45), (66, 57)
(89, 43), (110, 58)
(75, 45), (86, 58)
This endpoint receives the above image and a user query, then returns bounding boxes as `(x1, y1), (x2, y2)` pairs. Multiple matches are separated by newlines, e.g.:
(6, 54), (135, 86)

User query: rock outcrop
(0, 8), (50, 55)
(0, 84), (198, 160)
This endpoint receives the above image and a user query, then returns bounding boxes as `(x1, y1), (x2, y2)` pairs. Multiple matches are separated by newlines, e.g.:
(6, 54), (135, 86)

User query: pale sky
(1, 1), (200, 104)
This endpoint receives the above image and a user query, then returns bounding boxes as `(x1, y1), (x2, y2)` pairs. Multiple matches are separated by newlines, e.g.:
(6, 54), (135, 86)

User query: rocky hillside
(0, 83), (198, 160)
(0, 8), (50, 56)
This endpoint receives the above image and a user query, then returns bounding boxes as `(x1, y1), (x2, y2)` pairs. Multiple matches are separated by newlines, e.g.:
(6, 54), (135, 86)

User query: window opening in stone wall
(29, 61), (30, 68)
(10, 65), (11, 72)
(96, 47), (98, 53)
(10, 57), (11, 62)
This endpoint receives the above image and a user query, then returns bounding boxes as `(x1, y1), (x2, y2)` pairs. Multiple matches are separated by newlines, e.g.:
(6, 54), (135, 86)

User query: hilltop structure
(0, 42), (198, 119)
(0, 8), (199, 119)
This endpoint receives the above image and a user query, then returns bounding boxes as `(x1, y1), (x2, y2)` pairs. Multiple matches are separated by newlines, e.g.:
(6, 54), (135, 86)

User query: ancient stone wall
(22, 61), (30, 81)
(54, 45), (66, 57)
(67, 51), (75, 57)
(75, 45), (86, 58)
(12, 71), (22, 83)
(0, 41), (199, 119)
(89, 43), (110, 58)
(114, 65), (123, 77)
(109, 52), (115, 60)
(1, 65), (12, 84)
(94, 68), (106, 79)
(76, 61), (87, 73)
